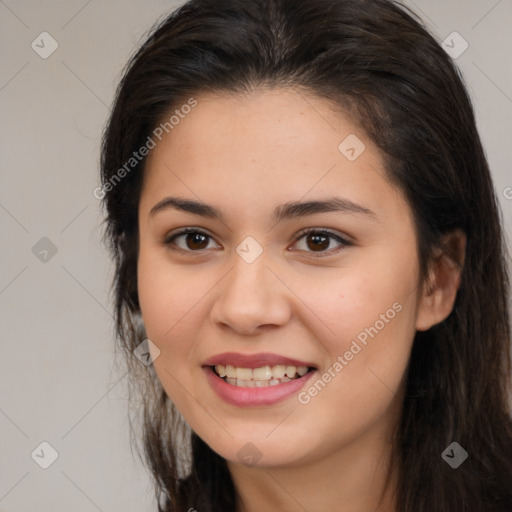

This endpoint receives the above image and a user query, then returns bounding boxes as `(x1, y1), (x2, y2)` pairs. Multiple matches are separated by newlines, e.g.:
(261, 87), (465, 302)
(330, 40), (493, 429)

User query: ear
(416, 229), (466, 332)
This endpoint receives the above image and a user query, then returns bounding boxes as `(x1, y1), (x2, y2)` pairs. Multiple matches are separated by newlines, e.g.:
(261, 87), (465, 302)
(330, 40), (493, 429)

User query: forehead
(140, 88), (407, 223)
(145, 88), (365, 170)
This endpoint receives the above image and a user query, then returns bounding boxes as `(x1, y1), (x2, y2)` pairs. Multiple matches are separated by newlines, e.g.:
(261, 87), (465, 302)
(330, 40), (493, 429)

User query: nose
(209, 250), (292, 336)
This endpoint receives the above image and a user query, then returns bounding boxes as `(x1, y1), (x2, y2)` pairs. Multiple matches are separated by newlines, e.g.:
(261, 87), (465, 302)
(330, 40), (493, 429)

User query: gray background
(1, 1), (511, 511)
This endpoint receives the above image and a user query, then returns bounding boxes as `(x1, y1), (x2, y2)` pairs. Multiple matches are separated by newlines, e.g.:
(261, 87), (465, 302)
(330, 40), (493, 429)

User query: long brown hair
(99, 1), (512, 510)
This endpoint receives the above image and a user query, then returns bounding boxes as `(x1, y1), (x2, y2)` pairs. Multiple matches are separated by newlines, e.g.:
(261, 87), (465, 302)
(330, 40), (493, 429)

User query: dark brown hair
(99, 0), (512, 510)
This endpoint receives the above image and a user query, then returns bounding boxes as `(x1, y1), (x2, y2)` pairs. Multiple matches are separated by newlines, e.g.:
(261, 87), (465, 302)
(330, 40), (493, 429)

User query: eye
(164, 227), (351, 256)
(291, 228), (351, 257)
(164, 227), (220, 252)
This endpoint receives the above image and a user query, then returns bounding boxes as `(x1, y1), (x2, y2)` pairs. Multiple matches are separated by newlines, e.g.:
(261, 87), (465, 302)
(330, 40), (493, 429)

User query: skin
(137, 88), (465, 512)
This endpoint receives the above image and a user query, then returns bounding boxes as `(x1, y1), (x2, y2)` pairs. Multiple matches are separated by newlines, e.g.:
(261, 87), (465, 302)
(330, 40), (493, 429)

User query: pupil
(307, 233), (328, 251)
(187, 233), (208, 250)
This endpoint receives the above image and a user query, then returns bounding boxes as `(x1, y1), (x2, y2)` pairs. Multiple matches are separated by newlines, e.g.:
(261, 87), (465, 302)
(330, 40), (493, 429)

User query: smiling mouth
(212, 364), (314, 388)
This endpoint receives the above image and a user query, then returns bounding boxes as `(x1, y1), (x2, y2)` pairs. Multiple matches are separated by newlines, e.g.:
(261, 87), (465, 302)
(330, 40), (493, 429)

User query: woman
(99, 0), (512, 510)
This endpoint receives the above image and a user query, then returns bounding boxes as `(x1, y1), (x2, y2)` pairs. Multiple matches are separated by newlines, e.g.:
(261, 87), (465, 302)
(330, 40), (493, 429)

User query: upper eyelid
(294, 227), (350, 241)
(164, 227), (217, 243)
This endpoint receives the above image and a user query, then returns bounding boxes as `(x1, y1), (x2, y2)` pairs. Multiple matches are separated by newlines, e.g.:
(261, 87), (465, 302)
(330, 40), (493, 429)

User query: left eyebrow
(273, 197), (377, 223)
(148, 196), (377, 222)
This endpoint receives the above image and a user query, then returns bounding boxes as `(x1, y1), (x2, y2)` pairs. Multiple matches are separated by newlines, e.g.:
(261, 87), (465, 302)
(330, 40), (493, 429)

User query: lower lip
(203, 366), (317, 407)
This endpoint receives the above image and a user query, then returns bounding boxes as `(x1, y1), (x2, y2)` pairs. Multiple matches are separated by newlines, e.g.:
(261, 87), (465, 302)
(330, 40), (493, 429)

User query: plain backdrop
(1, 0), (511, 511)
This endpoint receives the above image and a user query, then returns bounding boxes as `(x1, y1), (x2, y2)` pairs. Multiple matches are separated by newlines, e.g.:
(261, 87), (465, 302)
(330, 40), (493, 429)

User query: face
(137, 88), (424, 468)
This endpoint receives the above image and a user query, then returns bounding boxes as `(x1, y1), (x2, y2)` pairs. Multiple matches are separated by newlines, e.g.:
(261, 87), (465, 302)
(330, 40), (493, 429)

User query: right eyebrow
(149, 196), (223, 219)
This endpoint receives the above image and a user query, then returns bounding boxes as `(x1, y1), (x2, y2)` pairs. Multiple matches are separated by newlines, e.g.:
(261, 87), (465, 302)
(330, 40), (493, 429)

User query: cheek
(137, 251), (225, 387)
(307, 262), (417, 398)
(138, 250), (203, 338)
(137, 254), (207, 409)
(295, 278), (415, 451)
(305, 264), (408, 348)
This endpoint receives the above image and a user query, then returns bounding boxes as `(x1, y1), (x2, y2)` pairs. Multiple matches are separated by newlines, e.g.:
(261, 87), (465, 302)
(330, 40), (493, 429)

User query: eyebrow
(149, 196), (377, 223)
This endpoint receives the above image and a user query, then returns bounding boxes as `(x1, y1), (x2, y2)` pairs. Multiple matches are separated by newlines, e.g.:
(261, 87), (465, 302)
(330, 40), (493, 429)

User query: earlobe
(415, 229), (466, 332)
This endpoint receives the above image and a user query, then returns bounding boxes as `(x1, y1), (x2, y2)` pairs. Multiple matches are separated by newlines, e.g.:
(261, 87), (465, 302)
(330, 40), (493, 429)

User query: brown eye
(292, 229), (351, 257)
(305, 232), (330, 251)
(184, 232), (209, 250)
(165, 228), (219, 252)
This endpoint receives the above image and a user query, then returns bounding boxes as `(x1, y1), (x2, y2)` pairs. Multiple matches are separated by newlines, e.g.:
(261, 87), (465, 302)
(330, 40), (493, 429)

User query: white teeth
(252, 366), (271, 380)
(285, 365), (297, 378)
(236, 367), (253, 380)
(235, 378), (253, 388)
(214, 363), (310, 387)
(271, 365), (286, 379)
(225, 365), (237, 378)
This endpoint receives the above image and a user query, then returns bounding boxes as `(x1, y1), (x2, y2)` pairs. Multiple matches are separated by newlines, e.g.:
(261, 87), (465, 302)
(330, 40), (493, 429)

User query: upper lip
(203, 352), (316, 369)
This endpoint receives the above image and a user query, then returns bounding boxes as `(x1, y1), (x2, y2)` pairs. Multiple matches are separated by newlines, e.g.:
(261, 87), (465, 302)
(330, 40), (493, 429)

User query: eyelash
(163, 227), (352, 257)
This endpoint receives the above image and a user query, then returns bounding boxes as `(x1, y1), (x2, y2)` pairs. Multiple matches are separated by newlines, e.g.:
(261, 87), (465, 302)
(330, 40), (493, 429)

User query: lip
(202, 352), (316, 369)
(203, 365), (318, 407)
